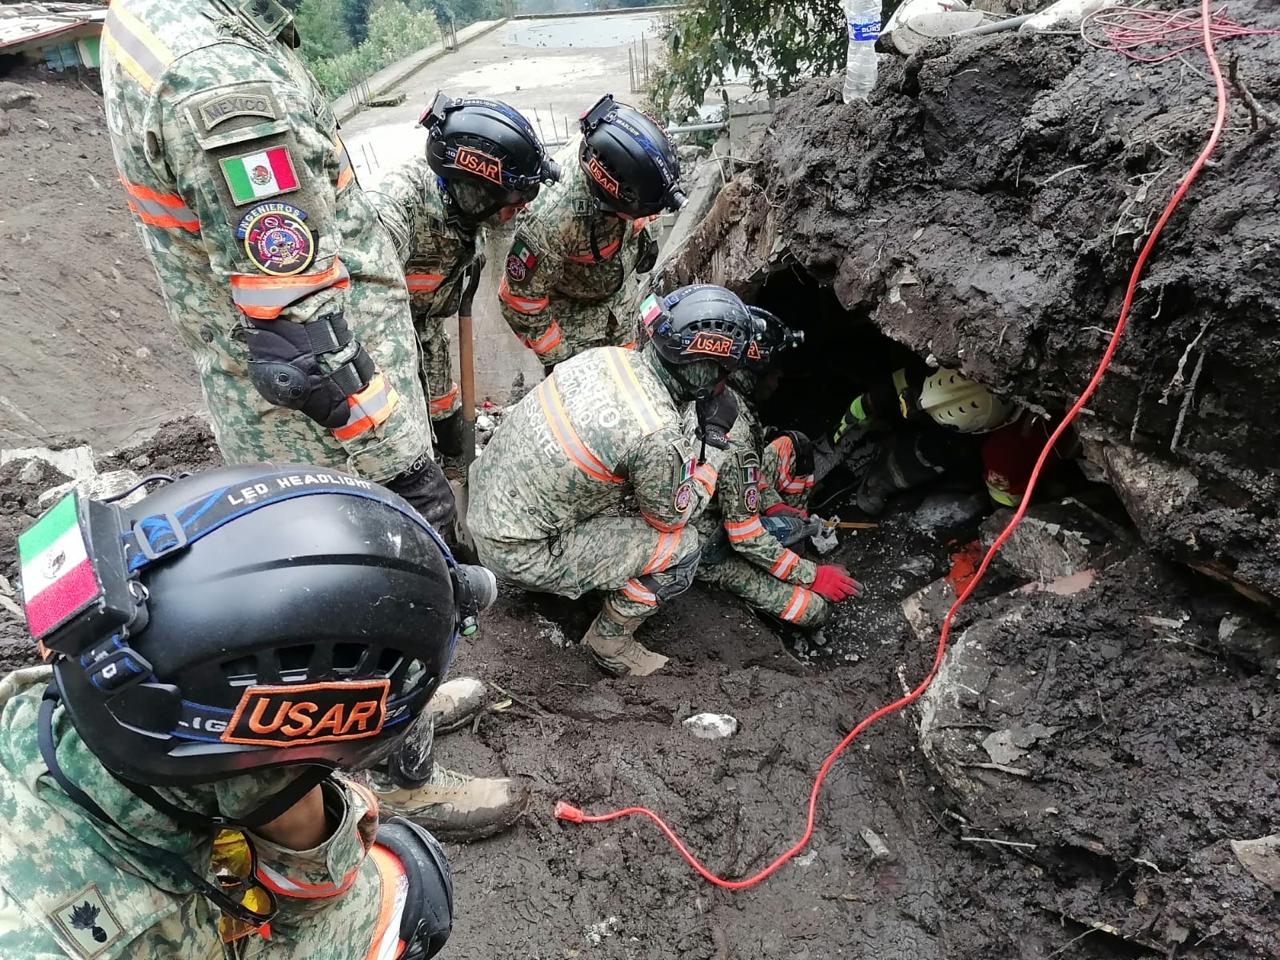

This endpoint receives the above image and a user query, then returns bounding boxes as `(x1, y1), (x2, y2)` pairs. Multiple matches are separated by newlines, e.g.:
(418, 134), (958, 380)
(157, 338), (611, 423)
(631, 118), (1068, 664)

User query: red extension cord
(555, 0), (1233, 891)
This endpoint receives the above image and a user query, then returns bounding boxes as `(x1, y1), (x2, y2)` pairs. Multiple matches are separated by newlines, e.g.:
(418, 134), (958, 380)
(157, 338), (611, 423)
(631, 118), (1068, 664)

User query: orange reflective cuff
(405, 272), (444, 293)
(780, 474), (815, 496)
(694, 463), (718, 495)
(255, 861), (359, 901)
(231, 258), (350, 320)
(335, 135), (354, 191)
(771, 550), (800, 579)
(522, 321), (564, 358)
(725, 517), (765, 543)
(603, 347), (661, 435)
(640, 511), (686, 534)
(780, 586), (813, 623)
(621, 578), (658, 607)
(333, 374), (399, 442)
(364, 845), (408, 960)
(642, 529), (682, 576)
(499, 276), (549, 315)
(536, 378), (621, 484)
(104, 3), (174, 93)
(120, 176), (199, 233)
(428, 382), (461, 416)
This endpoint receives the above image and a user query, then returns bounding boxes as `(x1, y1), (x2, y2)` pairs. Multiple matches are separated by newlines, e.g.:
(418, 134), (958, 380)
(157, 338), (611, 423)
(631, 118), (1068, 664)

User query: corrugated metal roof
(0, 4), (107, 51)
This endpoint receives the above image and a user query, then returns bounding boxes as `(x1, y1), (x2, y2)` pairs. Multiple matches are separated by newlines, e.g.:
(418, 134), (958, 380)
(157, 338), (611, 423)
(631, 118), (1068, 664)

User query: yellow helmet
(918, 368), (1017, 434)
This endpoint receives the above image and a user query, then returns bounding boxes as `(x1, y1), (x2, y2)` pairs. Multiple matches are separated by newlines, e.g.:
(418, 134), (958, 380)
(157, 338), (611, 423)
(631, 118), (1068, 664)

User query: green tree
(650, 0), (849, 117)
(344, 0), (373, 44)
(428, 0), (504, 27)
(296, 0), (353, 61)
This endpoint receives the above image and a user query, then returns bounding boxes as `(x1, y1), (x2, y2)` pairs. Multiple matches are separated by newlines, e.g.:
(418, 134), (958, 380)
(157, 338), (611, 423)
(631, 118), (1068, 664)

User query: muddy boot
(428, 677), (488, 734)
(583, 606), (668, 677)
(373, 764), (530, 842)
(432, 410), (464, 458)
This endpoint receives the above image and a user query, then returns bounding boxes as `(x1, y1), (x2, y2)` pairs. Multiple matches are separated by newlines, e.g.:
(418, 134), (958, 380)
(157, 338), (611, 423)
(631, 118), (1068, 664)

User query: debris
(0, 576), (12, 598)
(1, 445), (95, 483)
(0, 595), (21, 620)
(682, 713), (739, 739)
(1217, 614), (1280, 671)
(810, 523), (839, 555)
(585, 916), (621, 945)
(0, 83), (38, 111)
(1230, 835), (1280, 891)
(38, 469), (144, 509)
(32, 117), (49, 131)
(17, 460), (43, 486)
(0, 111), (9, 137)
(960, 835), (1037, 851)
(980, 499), (1128, 583)
(534, 613), (568, 648)
(859, 827), (894, 861)
(981, 723), (1060, 766)
(910, 493), (988, 535)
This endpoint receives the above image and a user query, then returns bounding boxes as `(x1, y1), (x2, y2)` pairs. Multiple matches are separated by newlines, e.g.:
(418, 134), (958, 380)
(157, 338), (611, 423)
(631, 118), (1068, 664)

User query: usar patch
(506, 239), (538, 282)
(237, 202), (315, 276)
(453, 146), (503, 186)
(220, 145), (299, 205)
(222, 679), (390, 747)
(49, 884), (122, 959)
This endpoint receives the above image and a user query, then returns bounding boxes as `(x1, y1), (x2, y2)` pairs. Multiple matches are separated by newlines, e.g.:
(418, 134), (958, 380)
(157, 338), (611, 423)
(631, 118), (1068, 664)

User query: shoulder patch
(236, 202), (315, 276)
(672, 438), (697, 485)
(219, 146), (300, 206)
(507, 238), (538, 282)
(49, 884), (123, 959)
(193, 90), (279, 133)
(674, 481), (694, 514)
(572, 197), (593, 218)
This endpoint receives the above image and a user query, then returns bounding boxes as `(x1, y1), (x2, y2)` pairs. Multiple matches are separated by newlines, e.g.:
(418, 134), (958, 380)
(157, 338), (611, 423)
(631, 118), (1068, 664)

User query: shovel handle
(457, 256), (485, 467)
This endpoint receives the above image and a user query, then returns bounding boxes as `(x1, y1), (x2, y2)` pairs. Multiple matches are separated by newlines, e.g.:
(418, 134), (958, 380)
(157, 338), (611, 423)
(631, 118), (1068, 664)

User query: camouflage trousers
(474, 516), (701, 622)
(418, 315), (460, 422)
(698, 515), (830, 630)
(537, 299), (637, 368)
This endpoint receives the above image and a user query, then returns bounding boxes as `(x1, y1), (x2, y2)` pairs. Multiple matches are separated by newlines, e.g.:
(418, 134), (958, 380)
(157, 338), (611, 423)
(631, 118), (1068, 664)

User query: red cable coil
(556, 0), (1232, 891)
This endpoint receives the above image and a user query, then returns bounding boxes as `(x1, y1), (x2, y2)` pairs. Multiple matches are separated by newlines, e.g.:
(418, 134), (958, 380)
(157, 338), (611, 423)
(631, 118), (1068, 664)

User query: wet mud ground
(3, 421), (1274, 958)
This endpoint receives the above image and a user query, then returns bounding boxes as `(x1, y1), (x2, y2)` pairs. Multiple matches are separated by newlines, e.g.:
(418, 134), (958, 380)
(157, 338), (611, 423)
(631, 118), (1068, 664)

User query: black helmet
(745, 305), (805, 371)
(22, 464), (496, 787)
(579, 94), (685, 217)
(422, 91), (561, 225)
(648, 284), (752, 373)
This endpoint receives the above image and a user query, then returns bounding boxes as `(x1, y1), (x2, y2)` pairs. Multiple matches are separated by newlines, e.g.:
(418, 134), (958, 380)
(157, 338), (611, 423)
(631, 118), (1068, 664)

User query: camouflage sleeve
(366, 158), (435, 268)
(628, 427), (726, 532)
(246, 777), (379, 928)
(718, 443), (817, 586)
(154, 47), (400, 450)
(498, 212), (571, 364)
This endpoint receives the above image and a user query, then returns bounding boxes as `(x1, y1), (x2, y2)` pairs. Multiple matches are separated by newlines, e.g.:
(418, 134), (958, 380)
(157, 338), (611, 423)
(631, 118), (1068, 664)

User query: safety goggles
(212, 829), (279, 943)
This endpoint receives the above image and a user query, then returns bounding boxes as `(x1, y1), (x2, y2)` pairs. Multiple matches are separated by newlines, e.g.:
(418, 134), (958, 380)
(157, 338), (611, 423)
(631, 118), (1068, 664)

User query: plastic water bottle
(842, 0), (880, 103)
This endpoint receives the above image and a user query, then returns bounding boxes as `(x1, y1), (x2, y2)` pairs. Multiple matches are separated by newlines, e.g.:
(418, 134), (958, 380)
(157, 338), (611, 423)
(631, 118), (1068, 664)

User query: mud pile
(664, 1), (1280, 604)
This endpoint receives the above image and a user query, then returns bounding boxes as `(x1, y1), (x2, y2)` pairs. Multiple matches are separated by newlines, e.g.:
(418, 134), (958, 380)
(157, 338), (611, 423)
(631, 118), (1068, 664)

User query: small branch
(960, 835), (1038, 850)
(1229, 55), (1278, 131)
(1036, 163), (1091, 189)
(488, 681), (551, 718)
(961, 761), (1033, 778)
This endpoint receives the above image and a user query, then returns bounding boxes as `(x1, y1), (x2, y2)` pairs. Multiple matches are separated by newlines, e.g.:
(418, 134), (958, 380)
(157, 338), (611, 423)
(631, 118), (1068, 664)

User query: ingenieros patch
(222, 678), (390, 747)
(236, 201), (315, 276)
(674, 481), (694, 513)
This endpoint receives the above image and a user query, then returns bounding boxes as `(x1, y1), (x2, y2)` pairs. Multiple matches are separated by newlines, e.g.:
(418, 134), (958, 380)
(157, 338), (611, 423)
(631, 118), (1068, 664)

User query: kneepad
(372, 817), (453, 960)
(638, 545), (701, 603)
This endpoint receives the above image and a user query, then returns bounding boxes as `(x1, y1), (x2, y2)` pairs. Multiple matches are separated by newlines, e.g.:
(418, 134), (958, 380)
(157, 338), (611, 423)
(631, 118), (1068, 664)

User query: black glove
(385, 453), (457, 537)
(242, 314), (372, 430)
(634, 227), (658, 274)
(696, 390), (739, 453)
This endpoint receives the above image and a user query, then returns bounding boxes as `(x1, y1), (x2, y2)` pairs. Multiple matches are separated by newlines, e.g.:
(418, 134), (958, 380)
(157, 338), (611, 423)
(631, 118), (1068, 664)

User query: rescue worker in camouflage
(498, 95), (685, 370)
(0, 466), (488, 958)
(469, 285), (753, 676)
(99, 0), (525, 843)
(695, 308), (861, 632)
(369, 94), (560, 455)
(99, 0), (454, 530)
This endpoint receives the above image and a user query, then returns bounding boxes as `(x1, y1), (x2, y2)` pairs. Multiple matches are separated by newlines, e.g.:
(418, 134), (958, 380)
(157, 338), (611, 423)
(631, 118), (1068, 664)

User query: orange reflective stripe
(522, 321), (563, 358)
(104, 2), (174, 93)
(536, 377), (621, 484)
(120, 177), (187, 209)
(428, 382), (460, 416)
(621, 579), (658, 607)
(334, 135), (354, 190)
(127, 199), (200, 233)
(642, 529), (682, 575)
(602, 348), (661, 435)
(405, 273), (444, 293)
(120, 175), (199, 232)
(231, 259), (350, 320)
(256, 861), (359, 900)
(694, 463), (718, 495)
(771, 550), (800, 579)
(641, 511), (685, 534)
(780, 475), (815, 495)
(364, 845), (409, 960)
(499, 276), (548, 315)
(333, 374), (399, 442)
(780, 586), (812, 623)
(725, 517), (765, 543)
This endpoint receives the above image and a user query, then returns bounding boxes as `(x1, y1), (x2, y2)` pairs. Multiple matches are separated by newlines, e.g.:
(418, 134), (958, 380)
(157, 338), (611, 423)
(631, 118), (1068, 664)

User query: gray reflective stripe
(230, 262), (350, 317)
(342, 379), (394, 427)
(127, 191), (198, 228)
(105, 8), (169, 85)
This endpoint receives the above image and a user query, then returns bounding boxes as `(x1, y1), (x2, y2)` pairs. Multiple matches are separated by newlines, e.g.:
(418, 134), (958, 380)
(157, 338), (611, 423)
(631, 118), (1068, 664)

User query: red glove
(812, 565), (861, 603)
(764, 503), (808, 519)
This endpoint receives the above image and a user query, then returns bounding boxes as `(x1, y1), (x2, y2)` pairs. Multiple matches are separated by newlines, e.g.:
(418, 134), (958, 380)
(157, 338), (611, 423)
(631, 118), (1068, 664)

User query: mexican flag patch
(640, 294), (662, 329)
(220, 146), (299, 205)
(18, 494), (100, 639)
(506, 239), (538, 281)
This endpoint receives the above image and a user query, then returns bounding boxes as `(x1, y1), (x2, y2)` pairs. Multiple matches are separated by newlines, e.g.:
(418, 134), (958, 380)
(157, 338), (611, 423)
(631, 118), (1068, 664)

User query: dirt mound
(664, 4), (1280, 603)
(0, 70), (201, 450)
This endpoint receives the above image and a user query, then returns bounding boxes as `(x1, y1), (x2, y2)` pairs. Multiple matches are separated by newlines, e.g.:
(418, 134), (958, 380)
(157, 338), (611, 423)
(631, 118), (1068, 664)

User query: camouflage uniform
(100, 0), (430, 482)
(0, 667), (390, 959)
(468, 346), (722, 627)
(498, 140), (657, 366)
(368, 158), (483, 423)
(696, 390), (828, 629)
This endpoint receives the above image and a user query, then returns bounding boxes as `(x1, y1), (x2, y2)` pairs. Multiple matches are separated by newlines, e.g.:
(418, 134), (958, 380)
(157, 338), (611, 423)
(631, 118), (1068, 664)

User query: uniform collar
(220, 0), (297, 44)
